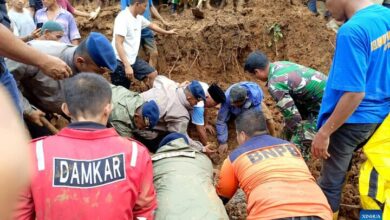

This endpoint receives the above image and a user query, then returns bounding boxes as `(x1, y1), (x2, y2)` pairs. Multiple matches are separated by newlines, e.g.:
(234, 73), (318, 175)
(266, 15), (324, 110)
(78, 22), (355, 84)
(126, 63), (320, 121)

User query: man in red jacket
(14, 73), (157, 220)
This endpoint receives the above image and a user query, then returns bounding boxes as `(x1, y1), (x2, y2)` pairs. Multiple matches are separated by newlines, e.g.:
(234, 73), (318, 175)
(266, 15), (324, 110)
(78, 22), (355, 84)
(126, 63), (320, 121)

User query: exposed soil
(73, 0), (363, 219)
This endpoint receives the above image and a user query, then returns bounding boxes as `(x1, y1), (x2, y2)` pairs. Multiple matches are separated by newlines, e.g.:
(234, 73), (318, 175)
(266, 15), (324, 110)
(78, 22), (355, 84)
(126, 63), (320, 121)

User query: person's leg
(307, 0), (317, 13)
(0, 67), (22, 115)
(318, 123), (378, 213)
(110, 60), (131, 89)
(142, 37), (159, 68)
(290, 120), (316, 161)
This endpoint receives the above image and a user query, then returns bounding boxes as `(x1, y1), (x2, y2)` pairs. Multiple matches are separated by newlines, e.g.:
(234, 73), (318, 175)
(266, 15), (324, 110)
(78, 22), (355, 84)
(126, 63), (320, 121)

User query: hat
(131, 59), (156, 81)
(141, 100), (160, 129)
(229, 85), (247, 103)
(86, 32), (117, 72)
(244, 51), (269, 73)
(208, 83), (226, 104)
(187, 80), (206, 101)
(40, 21), (63, 34)
(158, 132), (189, 149)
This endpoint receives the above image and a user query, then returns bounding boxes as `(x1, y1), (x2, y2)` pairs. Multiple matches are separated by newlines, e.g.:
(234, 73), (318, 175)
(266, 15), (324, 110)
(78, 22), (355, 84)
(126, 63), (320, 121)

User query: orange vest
(216, 135), (332, 220)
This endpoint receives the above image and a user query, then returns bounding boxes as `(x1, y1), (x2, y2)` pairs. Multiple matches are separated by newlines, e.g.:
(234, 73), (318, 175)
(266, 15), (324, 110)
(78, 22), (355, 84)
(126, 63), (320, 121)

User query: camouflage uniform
(268, 61), (327, 160)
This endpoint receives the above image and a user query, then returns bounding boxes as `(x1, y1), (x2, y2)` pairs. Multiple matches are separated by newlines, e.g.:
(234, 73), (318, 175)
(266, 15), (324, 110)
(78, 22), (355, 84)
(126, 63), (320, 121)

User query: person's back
(216, 110), (331, 220)
(152, 133), (229, 220)
(318, 4), (390, 127)
(269, 61), (327, 118)
(15, 73), (157, 220)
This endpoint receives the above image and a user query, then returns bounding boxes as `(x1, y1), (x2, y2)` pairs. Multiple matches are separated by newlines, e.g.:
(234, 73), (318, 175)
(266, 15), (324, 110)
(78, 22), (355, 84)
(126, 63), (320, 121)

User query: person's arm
(192, 105), (208, 145)
(312, 92), (364, 159)
(0, 24), (71, 79)
(216, 103), (230, 145)
(150, 5), (170, 25)
(0, 86), (31, 220)
(148, 23), (176, 35)
(216, 158), (239, 205)
(68, 15), (80, 45)
(115, 35), (134, 79)
(268, 82), (302, 137)
(133, 146), (157, 219)
(19, 28), (41, 43)
(261, 102), (276, 137)
(312, 31), (369, 159)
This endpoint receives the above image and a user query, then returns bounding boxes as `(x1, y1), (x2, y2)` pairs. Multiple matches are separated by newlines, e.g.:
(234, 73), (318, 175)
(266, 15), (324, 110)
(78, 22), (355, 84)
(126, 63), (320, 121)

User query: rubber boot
(333, 211), (339, 220)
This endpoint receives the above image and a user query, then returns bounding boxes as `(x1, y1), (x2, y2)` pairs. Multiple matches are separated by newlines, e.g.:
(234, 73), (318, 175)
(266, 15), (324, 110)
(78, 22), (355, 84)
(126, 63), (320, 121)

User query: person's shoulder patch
(53, 153), (126, 188)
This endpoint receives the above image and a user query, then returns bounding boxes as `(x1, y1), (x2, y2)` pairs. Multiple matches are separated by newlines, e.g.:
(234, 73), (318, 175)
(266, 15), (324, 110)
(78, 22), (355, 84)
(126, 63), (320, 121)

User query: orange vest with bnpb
(216, 135), (332, 220)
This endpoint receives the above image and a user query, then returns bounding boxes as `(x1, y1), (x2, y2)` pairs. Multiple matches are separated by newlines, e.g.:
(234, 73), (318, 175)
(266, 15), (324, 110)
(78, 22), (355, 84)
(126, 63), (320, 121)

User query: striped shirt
(35, 7), (80, 44)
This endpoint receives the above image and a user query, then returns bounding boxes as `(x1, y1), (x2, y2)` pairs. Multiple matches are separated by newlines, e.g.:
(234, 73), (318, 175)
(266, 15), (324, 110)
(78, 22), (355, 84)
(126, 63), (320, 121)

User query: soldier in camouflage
(244, 51), (327, 160)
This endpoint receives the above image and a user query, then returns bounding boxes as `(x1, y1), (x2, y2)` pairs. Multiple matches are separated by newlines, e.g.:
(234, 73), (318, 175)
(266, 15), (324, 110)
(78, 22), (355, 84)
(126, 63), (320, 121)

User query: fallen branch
(340, 204), (360, 209)
(168, 55), (181, 79)
(328, 38), (335, 49)
(218, 39), (224, 57)
(189, 49), (200, 71)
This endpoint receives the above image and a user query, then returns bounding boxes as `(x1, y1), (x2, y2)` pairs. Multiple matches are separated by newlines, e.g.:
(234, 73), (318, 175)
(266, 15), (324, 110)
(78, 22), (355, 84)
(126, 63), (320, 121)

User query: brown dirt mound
(75, 0), (362, 219)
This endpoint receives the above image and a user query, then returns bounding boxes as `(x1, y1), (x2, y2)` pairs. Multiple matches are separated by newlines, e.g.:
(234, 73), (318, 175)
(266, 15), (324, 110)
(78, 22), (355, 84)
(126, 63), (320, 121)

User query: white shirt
(112, 8), (151, 65)
(8, 8), (35, 37)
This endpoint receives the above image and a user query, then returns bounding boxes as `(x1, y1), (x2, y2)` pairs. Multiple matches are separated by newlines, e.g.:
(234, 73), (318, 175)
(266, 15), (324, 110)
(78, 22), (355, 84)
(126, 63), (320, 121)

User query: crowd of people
(0, 0), (389, 219)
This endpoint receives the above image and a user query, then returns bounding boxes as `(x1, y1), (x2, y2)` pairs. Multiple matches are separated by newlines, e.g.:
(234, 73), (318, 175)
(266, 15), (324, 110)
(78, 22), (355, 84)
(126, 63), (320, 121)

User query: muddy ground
(73, 0), (362, 219)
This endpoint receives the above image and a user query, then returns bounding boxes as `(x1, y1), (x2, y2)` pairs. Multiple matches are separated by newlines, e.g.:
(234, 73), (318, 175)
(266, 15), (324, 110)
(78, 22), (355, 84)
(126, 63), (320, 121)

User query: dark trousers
(110, 58), (153, 89)
(318, 123), (379, 212)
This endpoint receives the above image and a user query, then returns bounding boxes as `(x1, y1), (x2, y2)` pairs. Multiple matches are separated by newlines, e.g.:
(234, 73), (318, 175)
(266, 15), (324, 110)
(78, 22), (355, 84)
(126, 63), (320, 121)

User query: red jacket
(14, 122), (157, 220)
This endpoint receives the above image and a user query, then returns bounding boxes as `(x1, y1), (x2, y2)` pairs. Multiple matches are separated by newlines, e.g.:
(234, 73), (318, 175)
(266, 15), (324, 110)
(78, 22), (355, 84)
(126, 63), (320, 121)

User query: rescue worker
(244, 51), (327, 160)
(109, 83), (160, 138)
(216, 81), (271, 154)
(311, 0), (390, 218)
(149, 75), (226, 146)
(359, 114), (390, 219)
(216, 109), (332, 220)
(6, 32), (116, 130)
(14, 73), (157, 219)
(152, 132), (229, 220)
(139, 80), (207, 152)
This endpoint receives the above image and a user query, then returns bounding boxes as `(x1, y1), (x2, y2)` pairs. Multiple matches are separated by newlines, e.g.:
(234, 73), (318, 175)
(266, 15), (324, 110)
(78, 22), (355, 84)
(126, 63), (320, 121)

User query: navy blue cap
(86, 32), (117, 72)
(158, 132), (189, 149)
(131, 58), (156, 81)
(141, 100), (159, 129)
(188, 80), (206, 101)
(244, 51), (269, 74)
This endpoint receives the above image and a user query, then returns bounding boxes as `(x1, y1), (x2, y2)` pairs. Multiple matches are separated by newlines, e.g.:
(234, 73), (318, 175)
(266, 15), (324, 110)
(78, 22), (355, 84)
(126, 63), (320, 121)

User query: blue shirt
(216, 82), (264, 144)
(120, 0), (154, 38)
(318, 4), (390, 128)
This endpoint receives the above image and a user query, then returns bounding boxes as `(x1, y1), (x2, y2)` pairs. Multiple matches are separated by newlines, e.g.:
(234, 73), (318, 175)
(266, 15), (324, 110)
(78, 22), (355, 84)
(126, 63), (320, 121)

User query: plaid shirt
(35, 7), (80, 44)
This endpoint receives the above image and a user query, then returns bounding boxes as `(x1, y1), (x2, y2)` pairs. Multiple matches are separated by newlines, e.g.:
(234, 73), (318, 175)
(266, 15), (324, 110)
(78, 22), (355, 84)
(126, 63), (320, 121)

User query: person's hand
(205, 124), (216, 135)
(166, 29), (177, 35)
(162, 20), (171, 26)
(218, 143), (228, 154)
(38, 55), (72, 80)
(203, 144), (217, 155)
(311, 129), (331, 159)
(25, 109), (45, 126)
(89, 6), (100, 20)
(30, 28), (41, 39)
(124, 65), (134, 79)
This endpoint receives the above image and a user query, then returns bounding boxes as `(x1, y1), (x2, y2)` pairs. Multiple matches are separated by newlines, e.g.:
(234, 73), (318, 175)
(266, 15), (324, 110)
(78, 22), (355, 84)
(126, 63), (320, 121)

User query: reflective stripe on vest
(130, 142), (138, 167)
(152, 151), (196, 161)
(36, 140), (45, 171)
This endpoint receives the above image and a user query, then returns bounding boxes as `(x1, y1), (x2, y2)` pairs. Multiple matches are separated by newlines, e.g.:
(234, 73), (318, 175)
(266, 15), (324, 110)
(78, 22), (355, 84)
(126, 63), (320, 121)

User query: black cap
(208, 83), (226, 104)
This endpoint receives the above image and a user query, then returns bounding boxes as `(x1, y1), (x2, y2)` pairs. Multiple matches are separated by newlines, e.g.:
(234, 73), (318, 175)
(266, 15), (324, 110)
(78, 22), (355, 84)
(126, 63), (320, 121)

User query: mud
(73, 0), (362, 219)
